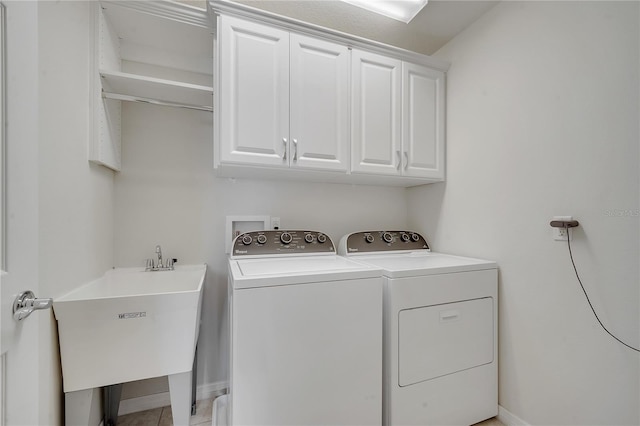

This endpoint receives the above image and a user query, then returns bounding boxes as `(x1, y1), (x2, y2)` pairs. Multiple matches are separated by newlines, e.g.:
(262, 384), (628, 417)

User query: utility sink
(53, 264), (206, 393)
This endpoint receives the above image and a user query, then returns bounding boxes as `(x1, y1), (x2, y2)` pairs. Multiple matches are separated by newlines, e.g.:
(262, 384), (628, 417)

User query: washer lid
(229, 255), (382, 289)
(350, 252), (496, 278)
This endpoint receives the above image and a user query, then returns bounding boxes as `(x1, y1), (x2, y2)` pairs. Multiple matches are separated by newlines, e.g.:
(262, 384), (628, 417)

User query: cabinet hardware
(293, 139), (298, 161)
(282, 138), (288, 161)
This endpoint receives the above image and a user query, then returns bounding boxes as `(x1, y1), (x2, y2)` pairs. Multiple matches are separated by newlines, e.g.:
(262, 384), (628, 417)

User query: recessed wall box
(225, 216), (270, 254)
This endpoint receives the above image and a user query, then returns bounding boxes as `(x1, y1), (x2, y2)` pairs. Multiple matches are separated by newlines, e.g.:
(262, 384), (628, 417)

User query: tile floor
(117, 397), (213, 426)
(118, 395), (505, 426)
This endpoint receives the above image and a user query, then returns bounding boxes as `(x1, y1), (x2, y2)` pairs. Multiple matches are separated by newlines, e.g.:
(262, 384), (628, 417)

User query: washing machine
(216, 230), (384, 426)
(339, 231), (498, 426)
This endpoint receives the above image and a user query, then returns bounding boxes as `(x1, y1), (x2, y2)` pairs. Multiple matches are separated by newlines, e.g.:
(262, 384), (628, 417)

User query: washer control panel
(231, 230), (335, 257)
(342, 231), (429, 254)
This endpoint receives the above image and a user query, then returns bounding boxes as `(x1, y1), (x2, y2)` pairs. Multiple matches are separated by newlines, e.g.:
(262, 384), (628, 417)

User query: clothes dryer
(339, 231), (498, 426)
(217, 230), (383, 426)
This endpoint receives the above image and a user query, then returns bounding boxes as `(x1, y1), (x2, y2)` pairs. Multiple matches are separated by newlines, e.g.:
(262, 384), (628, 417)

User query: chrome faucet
(156, 245), (163, 268)
(145, 245), (174, 271)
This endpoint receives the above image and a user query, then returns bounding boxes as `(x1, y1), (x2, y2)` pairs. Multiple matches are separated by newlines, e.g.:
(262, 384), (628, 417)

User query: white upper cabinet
(351, 50), (445, 180)
(351, 50), (402, 176)
(218, 16), (349, 172)
(219, 16), (289, 167)
(402, 62), (445, 179)
(212, 2), (450, 186)
(290, 34), (349, 171)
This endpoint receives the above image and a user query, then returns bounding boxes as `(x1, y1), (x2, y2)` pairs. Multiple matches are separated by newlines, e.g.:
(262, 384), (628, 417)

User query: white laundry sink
(53, 264), (206, 393)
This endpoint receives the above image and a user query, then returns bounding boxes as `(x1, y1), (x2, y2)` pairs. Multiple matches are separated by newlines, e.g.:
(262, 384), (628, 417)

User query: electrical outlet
(552, 215), (573, 241)
(271, 217), (281, 230)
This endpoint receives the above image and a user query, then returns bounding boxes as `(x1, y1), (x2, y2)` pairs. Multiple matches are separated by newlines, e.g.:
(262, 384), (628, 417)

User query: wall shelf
(100, 70), (213, 111)
(89, 1), (214, 172)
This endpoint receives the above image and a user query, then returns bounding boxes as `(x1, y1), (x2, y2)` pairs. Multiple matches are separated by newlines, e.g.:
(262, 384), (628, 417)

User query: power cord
(564, 226), (640, 353)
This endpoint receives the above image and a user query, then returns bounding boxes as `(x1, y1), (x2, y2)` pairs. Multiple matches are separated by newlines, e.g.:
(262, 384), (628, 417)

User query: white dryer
(339, 231), (498, 426)
(218, 230), (383, 426)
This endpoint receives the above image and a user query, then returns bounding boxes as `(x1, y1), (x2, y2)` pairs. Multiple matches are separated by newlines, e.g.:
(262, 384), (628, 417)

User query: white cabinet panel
(398, 297), (494, 386)
(290, 34), (349, 171)
(219, 16), (289, 166)
(351, 50), (402, 175)
(403, 62), (445, 179)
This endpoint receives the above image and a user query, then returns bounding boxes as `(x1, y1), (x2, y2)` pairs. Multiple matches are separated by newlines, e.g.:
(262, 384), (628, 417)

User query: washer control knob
(382, 232), (393, 244)
(365, 234), (375, 243)
(280, 232), (293, 245)
(411, 233), (420, 242)
(317, 233), (327, 243)
(256, 234), (267, 245)
(400, 233), (410, 242)
(241, 234), (253, 245)
(304, 233), (314, 243)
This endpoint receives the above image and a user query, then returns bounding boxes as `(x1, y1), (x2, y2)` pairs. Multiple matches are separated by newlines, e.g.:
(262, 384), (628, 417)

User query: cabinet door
(290, 34), (349, 171)
(402, 62), (445, 179)
(351, 49), (402, 175)
(219, 16), (289, 167)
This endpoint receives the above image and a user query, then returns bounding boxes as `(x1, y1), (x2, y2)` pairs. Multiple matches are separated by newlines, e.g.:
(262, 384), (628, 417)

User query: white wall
(113, 100), (409, 398)
(3, 2), (41, 425)
(408, 2), (639, 424)
(37, 2), (115, 424)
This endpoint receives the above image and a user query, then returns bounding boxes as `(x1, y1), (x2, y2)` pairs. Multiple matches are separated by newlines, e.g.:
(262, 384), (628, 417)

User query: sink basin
(53, 264), (206, 393)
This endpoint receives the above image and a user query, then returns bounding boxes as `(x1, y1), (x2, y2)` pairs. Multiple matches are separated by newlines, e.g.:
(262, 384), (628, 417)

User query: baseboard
(498, 405), (530, 426)
(118, 380), (228, 416)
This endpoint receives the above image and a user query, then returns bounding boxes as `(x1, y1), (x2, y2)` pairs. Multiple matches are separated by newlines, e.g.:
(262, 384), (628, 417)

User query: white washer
(339, 231), (498, 426)
(217, 230), (383, 426)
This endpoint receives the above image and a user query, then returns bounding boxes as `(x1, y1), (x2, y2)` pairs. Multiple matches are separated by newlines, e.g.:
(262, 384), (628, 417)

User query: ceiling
(228, 0), (500, 55)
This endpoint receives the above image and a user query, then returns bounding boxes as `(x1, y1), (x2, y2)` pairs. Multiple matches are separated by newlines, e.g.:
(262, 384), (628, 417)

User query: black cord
(566, 235), (640, 353)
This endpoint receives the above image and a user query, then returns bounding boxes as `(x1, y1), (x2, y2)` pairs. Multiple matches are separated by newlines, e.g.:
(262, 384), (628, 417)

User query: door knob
(13, 290), (53, 321)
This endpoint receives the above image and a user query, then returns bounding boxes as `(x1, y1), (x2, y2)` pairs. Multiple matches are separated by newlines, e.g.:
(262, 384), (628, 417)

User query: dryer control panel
(340, 231), (430, 255)
(231, 230), (335, 257)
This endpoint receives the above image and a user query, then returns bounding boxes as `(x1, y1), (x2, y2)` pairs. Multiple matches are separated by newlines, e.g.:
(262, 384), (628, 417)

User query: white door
(402, 61), (445, 179)
(219, 15), (290, 167)
(0, 3), (48, 425)
(290, 34), (349, 172)
(351, 49), (402, 176)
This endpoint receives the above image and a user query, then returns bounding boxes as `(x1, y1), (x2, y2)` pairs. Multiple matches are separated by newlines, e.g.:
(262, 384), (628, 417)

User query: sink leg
(103, 383), (123, 426)
(191, 345), (198, 416)
(64, 388), (101, 426)
(169, 371), (192, 426)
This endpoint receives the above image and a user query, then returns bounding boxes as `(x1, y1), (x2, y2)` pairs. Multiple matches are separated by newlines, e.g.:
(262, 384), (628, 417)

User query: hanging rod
(102, 91), (213, 112)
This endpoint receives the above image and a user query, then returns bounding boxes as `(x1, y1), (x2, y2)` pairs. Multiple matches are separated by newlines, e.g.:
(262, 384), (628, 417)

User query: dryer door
(398, 297), (494, 386)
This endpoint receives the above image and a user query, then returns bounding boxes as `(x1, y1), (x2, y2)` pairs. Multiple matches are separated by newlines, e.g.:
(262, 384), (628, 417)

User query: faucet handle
(166, 258), (174, 270)
(145, 258), (154, 270)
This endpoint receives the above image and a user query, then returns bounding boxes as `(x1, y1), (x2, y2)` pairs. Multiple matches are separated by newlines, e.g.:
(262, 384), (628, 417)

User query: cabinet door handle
(404, 151), (409, 170)
(292, 139), (298, 161)
(396, 150), (401, 170)
(282, 138), (287, 161)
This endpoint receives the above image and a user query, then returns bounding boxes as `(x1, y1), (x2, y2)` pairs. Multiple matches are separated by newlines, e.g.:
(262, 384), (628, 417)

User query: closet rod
(102, 91), (213, 112)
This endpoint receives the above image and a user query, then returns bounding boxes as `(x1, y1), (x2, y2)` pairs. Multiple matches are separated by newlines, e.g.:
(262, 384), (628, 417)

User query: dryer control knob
(304, 233), (314, 243)
(280, 232), (293, 245)
(400, 233), (410, 242)
(317, 233), (327, 243)
(411, 233), (420, 242)
(256, 234), (267, 244)
(382, 232), (393, 244)
(365, 234), (375, 243)
(241, 235), (253, 245)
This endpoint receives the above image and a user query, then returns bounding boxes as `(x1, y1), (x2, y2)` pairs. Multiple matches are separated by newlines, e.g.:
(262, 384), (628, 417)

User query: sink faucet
(156, 245), (163, 268)
(145, 245), (174, 271)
